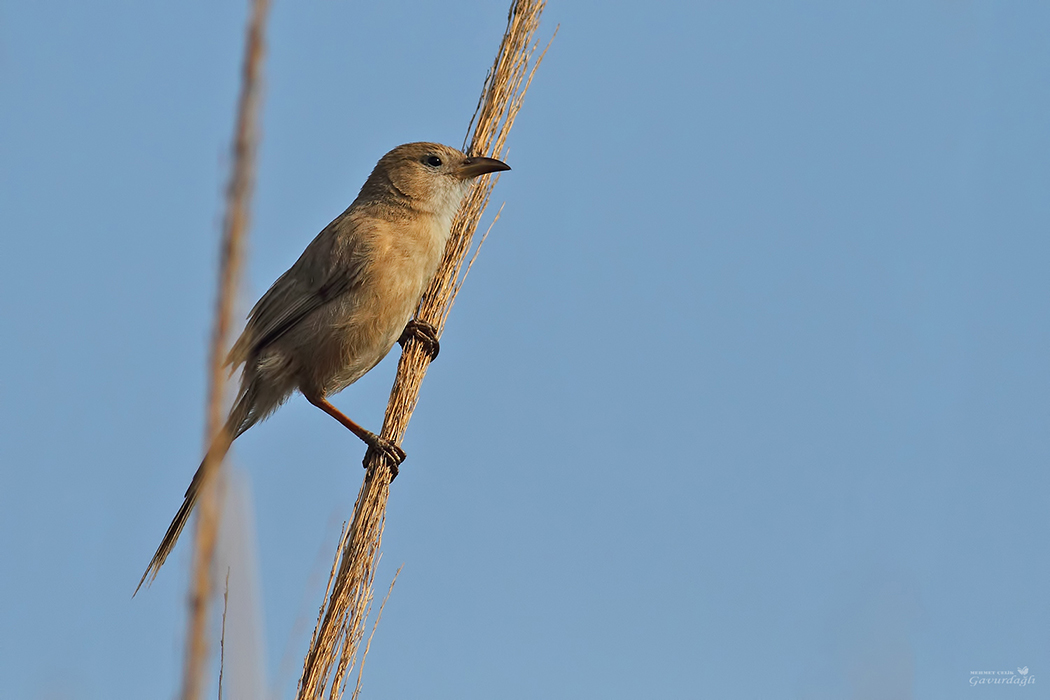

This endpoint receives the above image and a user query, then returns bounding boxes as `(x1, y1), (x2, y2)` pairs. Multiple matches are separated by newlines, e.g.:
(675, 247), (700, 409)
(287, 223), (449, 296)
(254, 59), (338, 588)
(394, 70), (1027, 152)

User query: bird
(137, 142), (510, 593)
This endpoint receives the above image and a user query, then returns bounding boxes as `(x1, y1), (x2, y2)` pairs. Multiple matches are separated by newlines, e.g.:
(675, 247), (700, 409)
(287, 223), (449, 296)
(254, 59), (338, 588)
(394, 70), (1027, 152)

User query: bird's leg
(398, 319), (440, 360)
(304, 393), (406, 477)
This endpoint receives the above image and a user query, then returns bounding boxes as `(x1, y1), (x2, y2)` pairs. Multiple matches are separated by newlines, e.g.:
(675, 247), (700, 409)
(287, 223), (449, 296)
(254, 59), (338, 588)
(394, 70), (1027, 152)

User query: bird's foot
(398, 319), (440, 360)
(362, 433), (406, 479)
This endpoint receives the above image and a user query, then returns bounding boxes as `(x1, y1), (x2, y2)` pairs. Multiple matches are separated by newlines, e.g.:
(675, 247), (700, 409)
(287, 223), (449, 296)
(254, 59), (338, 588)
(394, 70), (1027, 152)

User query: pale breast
(314, 213), (452, 394)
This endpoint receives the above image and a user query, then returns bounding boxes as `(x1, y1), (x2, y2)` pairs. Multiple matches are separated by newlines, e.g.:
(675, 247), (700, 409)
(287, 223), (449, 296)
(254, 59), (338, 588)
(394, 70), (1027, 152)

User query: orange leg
(304, 393), (406, 474)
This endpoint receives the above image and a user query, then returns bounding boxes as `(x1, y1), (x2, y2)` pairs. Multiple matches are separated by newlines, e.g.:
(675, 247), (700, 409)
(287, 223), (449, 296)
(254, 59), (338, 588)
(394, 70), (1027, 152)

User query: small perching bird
(137, 142), (510, 592)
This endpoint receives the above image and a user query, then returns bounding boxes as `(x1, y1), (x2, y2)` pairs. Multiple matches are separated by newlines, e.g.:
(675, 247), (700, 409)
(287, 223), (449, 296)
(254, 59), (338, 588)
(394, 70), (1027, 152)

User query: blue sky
(1, 1), (1048, 698)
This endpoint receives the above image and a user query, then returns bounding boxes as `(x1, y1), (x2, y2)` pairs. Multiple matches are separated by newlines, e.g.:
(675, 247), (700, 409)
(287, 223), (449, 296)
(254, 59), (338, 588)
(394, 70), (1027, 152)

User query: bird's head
(362, 142), (510, 218)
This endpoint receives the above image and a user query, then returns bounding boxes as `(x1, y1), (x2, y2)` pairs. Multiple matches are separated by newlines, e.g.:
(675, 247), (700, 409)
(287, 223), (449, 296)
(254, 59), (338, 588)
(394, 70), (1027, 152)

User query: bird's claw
(363, 435), (406, 479)
(399, 319), (440, 360)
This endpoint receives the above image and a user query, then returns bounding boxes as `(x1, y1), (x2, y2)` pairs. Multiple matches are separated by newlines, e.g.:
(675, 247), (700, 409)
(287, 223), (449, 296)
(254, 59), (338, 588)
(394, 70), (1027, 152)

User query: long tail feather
(135, 444), (224, 595)
(135, 390), (257, 596)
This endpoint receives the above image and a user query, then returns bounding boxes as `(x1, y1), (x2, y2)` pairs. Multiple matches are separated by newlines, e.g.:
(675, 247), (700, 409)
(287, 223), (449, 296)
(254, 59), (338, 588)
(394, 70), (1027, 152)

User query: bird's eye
(425, 155), (443, 167)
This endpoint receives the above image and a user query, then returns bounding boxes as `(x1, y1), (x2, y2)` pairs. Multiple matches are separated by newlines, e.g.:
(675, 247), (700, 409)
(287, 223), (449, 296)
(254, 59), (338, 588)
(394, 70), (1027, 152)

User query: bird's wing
(228, 216), (370, 365)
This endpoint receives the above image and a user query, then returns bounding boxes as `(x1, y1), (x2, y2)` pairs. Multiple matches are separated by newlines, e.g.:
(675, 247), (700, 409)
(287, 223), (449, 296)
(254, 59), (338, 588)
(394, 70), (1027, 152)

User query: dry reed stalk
(218, 569), (230, 700)
(350, 565), (402, 700)
(182, 0), (270, 698)
(296, 2), (553, 698)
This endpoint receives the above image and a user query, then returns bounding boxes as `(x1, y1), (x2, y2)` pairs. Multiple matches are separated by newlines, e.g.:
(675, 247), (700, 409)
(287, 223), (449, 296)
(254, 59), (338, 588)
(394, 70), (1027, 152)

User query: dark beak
(457, 156), (511, 178)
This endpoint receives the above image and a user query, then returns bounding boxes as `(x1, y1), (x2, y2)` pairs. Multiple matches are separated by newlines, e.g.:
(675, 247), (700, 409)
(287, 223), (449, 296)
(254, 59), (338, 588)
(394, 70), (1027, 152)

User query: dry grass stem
(296, 2), (552, 698)
(450, 201), (505, 309)
(182, 0), (270, 698)
(351, 566), (402, 700)
(218, 569), (230, 700)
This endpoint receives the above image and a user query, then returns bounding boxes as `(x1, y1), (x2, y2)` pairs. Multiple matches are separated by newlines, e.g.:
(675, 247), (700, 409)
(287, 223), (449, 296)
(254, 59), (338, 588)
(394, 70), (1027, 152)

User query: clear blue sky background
(1, 1), (1048, 698)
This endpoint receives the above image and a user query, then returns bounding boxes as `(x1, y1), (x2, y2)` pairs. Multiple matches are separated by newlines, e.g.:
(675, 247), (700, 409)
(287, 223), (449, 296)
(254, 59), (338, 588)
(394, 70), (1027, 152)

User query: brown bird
(137, 142), (509, 592)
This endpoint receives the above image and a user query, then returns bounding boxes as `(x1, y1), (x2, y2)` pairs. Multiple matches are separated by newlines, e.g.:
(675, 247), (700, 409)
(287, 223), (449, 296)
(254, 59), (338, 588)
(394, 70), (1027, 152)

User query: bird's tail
(135, 391), (256, 596)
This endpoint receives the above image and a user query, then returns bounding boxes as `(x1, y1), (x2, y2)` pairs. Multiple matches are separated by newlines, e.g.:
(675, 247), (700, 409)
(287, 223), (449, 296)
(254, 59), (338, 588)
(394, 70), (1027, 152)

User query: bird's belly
(288, 213), (446, 398)
(315, 265), (430, 395)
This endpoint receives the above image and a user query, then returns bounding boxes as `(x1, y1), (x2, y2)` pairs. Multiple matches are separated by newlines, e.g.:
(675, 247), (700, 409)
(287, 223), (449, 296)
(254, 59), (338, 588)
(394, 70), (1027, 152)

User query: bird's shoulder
(227, 207), (379, 364)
